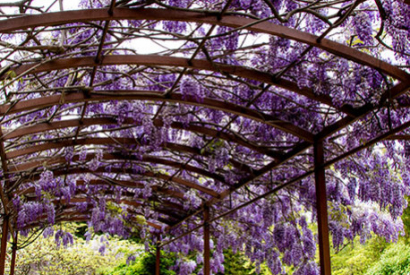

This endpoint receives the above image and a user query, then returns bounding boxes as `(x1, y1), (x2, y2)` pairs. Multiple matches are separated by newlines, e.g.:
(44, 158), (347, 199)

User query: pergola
(0, 0), (409, 274)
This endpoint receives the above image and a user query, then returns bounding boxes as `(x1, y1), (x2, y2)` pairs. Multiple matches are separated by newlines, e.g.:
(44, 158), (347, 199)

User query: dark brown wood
(216, 119), (410, 223)
(6, 137), (254, 176)
(168, 80), (410, 229)
(156, 244), (160, 275)
(0, 90), (314, 142)
(0, 9), (407, 82)
(0, 216), (9, 275)
(314, 141), (331, 275)
(322, 121), (410, 169)
(18, 195), (182, 224)
(17, 177), (183, 195)
(316, 82), (410, 142)
(11, 165), (221, 198)
(10, 231), (17, 275)
(6, 137), (201, 158)
(3, 58), (351, 119)
(25, 188), (185, 215)
(10, 153), (227, 184)
(5, 57), (332, 113)
(0, 127), (11, 223)
(385, 135), (410, 140)
(165, 67), (410, 233)
(161, 117), (410, 248)
(204, 206), (210, 275)
(3, 116), (280, 161)
(24, 202), (178, 226)
(75, 0), (116, 142)
(24, 213), (165, 231)
(168, 141), (311, 231)
(0, 129), (11, 275)
(21, 199), (174, 229)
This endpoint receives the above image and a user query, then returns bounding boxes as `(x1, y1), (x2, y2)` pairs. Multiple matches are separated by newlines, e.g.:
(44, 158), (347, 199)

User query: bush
(366, 240), (410, 275)
(101, 250), (176, 275)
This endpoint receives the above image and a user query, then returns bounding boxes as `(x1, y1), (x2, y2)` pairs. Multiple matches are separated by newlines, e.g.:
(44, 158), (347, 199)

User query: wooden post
(10, 231), (17, 275)
(0, 216), (9, 275)
(204, 206), (210, 275)
(314, 141), (331, 275)
(155, 244), (160, 275)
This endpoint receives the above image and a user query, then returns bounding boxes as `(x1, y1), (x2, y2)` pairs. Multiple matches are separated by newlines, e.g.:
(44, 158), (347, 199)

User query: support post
(204, 206), (210, 275)
(10, 231), (17, 275)
(155, 244), (160, 275)
(314, 141), (331, 275)
(0, 216), (9, 275)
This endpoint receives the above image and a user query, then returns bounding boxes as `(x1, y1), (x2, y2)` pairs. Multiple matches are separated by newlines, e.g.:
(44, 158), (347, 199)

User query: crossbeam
(0, 90), (314, 142)
(0, 9), (407, 82)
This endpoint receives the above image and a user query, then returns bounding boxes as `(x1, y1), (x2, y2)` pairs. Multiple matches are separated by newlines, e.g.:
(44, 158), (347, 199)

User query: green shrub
(366, 240), (410, 275)
(100, 250), (176, 275)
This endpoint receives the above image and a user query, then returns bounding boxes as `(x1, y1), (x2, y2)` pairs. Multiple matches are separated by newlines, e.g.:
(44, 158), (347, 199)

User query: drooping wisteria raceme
(0, 0), (409, 274)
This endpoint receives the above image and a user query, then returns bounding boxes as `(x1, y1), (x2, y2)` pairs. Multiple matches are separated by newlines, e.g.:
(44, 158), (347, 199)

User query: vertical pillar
(10, 231), (17, 275)
(155, 244), (160, 275)
(314, 141), (331, 275)
(204, 207), (210, 275)
(0, 216), (9, 275)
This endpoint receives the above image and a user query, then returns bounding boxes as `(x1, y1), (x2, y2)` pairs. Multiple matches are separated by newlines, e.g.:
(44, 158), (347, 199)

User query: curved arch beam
(0, 8), (407, 82)
(10, 152), (228, 184)
(4, 117), (282, 159)
(11, 165), (221, 198)
(23, 216), (165, 231)
(2, 55), (354, 118)
(0, 90), (314, 142)
(28, 198), (183, 222)
(22, 191), (186, 221)
(16, 179), (185, 200)
(5, 137), (255, 174)
(21, 183), (188, 219)
(24, 208), (169, 230)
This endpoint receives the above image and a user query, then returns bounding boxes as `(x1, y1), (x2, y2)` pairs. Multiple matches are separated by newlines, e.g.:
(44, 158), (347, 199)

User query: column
(314, 141), (331, 275)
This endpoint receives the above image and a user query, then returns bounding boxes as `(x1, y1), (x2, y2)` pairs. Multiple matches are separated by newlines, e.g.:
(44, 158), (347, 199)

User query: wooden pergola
(0, 0), (408, 274)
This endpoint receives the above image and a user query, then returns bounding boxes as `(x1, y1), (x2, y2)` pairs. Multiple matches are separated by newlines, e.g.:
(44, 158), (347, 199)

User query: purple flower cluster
(173, 259), (197, 275)
(88, 150), (103, 171)
(38, 170), (56, 192)
(17, 202), (45, 229)
(353, 11), (374, 45)
(55, 230), (74, 248)
(183, 190), (202, 210)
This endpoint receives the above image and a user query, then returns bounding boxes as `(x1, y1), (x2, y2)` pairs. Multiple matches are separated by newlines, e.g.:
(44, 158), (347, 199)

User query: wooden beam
(10, 153), (227, 185)
(203, 206), (210, 275)
(10, 165), (221, 198)
(0, 90), (314, 142)
(314, 141), (331, 275)
(3, 117), (280, 160)
(10, 231), (17, 275)
(0, 216), (9, 275)
(159, 119), (410, 252)
(0, 8), (407, 82)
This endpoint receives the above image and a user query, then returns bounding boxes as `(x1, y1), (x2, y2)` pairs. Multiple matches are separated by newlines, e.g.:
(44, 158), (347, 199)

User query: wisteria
(54, 230), (74, 248)
(0, 0), (408, 274)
